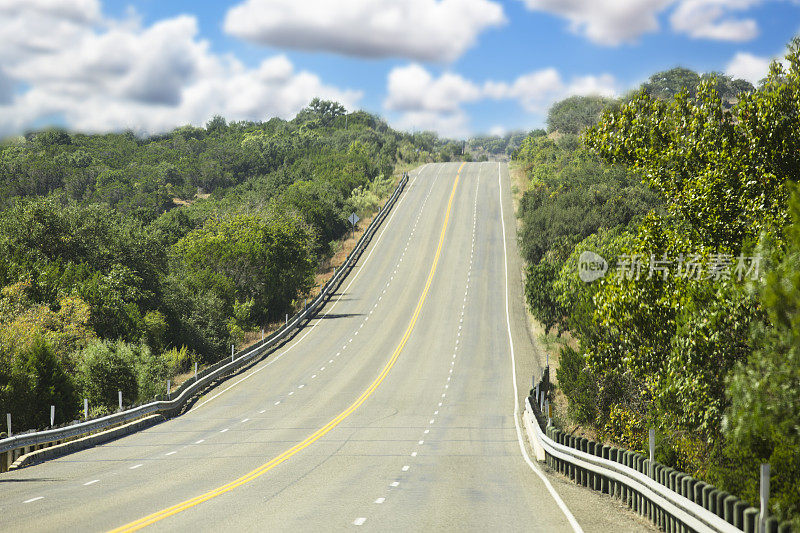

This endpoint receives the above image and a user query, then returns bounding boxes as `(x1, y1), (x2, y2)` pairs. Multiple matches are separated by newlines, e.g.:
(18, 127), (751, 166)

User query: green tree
(546, 95), (617, 134)
(76, 340), (139, 411)
(174, 211), (316, 324)
(641, 67), (701, 99)
(0, 337), (77, 430)
(717, 187), (800, 525)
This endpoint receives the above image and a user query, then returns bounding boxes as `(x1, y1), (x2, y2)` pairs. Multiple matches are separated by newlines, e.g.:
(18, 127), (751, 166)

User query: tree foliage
(0, 100), (442, 432)
(518, 49), (800, 524)
(546, 95), (618, 134)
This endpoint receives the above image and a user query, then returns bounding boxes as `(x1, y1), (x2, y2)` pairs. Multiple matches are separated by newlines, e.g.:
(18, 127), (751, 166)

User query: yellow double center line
(112, 162), (465, 532)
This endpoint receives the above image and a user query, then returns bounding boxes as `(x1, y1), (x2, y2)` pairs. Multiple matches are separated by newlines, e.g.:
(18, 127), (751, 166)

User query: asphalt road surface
(0, 163), (653, 532)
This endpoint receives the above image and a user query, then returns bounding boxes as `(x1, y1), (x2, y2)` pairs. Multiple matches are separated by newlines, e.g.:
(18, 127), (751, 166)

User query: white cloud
(224, 0), (505, 62)
(484, 70), (617, 112)
(384, 64), (482, 113)
(0, 0), (361, 137)
(516, 0), (765, 45)
(516, 0), (674, 45)
(394, 110), (472, 139)
(0, 68), (13, 105)
(384, 64), (617, 137)
(725, 46), (792, 86)
(670, 0), (759, 41)
(725, 51), (773, 84)
(384, 63), (484, 138)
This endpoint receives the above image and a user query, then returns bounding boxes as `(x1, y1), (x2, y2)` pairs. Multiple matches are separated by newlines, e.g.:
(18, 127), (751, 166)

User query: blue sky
(0, 1), (798, 138)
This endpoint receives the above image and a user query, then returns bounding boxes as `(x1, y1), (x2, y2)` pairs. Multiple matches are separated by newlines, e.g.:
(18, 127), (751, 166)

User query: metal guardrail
(524, 382), (792, 533)
(0, 172), (410, 465)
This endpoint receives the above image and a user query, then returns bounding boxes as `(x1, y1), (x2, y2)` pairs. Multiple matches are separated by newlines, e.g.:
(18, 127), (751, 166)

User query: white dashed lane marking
(23, 497), (43, 503)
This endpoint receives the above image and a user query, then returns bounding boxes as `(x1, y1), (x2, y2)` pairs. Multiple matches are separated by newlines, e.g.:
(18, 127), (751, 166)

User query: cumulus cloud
(383, 64), (483, 137)
(0, 0), (361, 137)
(517, 0), (764, 45)
(725, 51), (772, 85)
(384, 64), (617, 137)
(484, 70), (616, 112)
(670, 0), (759, 41)
(384, 64), (482, 113)
(394, 110), (473, 139)
(516, 0), (674, 45)
(0, 68), (13, 106)
(224, 0), (505, 62)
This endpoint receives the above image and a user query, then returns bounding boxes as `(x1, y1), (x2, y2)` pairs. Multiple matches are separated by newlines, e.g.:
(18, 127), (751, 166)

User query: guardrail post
(724, 494), (737, 523)
(744, 507), (758, 532)
(6, 413), (10, 437)
(717, 491), (730, 518)
(759, 463), (770, 533)
(734, 500), (748, 529)
(579, 438), (588, 486)
(84, 399), (88, 419)
(50, 405), (55, 427)
(708, 488), (719, 515)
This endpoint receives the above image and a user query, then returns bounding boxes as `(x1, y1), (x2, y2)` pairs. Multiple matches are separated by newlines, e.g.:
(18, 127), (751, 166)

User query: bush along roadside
(516, 41), (800, 528)
(528, 375), (794, 533)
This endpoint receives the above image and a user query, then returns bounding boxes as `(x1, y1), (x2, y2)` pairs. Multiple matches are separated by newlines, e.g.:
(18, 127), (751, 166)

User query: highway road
(0, 163), (652, 532)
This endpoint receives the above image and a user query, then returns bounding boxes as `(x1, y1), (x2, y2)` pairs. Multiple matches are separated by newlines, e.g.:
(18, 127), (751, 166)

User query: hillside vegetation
(0, 99), (449, 431)
(517, 43), (800, 526)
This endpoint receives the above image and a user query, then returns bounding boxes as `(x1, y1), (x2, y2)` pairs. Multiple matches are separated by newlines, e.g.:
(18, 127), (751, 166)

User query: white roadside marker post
(648, 428), (655, 478)
(84, 399), (88, 419)
(759, 463), (770, 533)
(545, 399), (551, 427)
(50, 405), (55, 427)
(6, 413), (10, 437)
(166, 380), (171, 400)
(194, 362), (198, 381)
(231, 344), (234, 362)
(118, 390), (122, 411)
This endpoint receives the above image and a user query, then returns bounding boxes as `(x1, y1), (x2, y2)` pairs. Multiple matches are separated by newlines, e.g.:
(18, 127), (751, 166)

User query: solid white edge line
(497, 162), (584, 533)
(191, 164), (433, 410)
